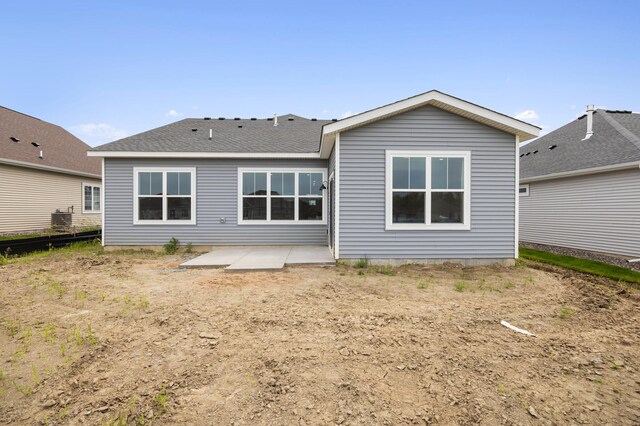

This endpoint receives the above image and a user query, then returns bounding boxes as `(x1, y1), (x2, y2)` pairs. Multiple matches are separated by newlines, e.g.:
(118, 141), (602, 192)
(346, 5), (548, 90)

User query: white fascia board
(322, 90), (540, 142)
(0, 157), (102, 179)
(88, 151), (324, 159)
(520, 161), (640, 183)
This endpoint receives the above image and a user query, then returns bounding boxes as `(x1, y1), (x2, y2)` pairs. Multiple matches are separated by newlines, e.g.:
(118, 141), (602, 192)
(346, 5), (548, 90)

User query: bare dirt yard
(1, 245), (639, 425)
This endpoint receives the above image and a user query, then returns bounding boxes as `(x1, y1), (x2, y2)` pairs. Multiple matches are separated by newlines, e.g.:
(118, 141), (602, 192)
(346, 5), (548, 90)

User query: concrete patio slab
(286, 246), (335, 265)
(180, 246), (335, 271)
(180, 248), (250, 268)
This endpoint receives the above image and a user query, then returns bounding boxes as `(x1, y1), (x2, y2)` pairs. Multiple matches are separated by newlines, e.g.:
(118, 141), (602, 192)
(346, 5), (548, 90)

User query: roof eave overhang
(88, 151), (323, 159)
(520, 161), (640, 183)
(319, 90), (541, 158)
(0, 158), (101, 179)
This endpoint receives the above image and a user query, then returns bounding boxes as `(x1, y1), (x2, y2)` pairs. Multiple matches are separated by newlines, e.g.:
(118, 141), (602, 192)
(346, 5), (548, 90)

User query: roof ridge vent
(10, 136), (19, 142)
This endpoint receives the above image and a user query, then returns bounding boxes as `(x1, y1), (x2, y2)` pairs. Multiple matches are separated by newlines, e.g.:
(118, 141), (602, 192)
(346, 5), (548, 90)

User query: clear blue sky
(1, 1), (638, 146)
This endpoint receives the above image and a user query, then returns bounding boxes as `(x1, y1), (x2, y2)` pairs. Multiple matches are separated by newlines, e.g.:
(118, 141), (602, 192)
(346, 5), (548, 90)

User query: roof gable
(319, 90), (540, 157)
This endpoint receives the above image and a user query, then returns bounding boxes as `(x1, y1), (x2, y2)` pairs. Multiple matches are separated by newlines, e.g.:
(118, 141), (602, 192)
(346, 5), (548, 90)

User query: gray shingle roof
(520, 110), (640, 179)
(91, 114), (333, 153)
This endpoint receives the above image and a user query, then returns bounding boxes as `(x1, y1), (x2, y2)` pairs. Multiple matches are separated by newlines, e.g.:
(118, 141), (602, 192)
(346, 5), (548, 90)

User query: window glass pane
(299, 197), (322, 220)
(242, 172), (254, 195)
(299, 173), (310, 195)
(167, 172), (179, 195)
(167, 197), (191, 220)
(179, 172), (191, 195)
(310, 173), (323, 195)
(409, 157), (426, 189)
(150, 172), (162, 195)
(283, 173), (295, 195)
(138, 197), (162, 220)
(431, 192), (463, 223)
(392, 157), (409, 189)
(243, 197), (266, 220)
(138, 172), (150, 195)
(431, 157), (448, 189)
(271, 197), (295, 220)
(271, 173), (283, 195)
(448, 158), (464, 189)
(255, 173), (267, 195)
(93, 187), (100, 211)
(392, 192), (425, 223)
(84, 186), (92, 211)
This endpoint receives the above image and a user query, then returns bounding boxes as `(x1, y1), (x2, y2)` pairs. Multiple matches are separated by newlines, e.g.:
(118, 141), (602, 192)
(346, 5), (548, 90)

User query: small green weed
(374, 265), (396, 276)
(86, 324), (98, 346)
(559, 306), (573, 319)
(417, 280), (427, 290)
(353, 258), (369, 269)
(72, 326), (84, 346)
(31, 365), (39, 385)
(154, 385), (168, 412)
(163, 237), (179, 255)
(185, 242), (193, 254)
(454, 281), (467, 292)
(74, 290), (87, 304)
(137, 295), (150, 311)
(357, 270), (365, 276)
(3, 318), (21, 337)
(41, 323), (56, 343)
(497, 384), (508, 395)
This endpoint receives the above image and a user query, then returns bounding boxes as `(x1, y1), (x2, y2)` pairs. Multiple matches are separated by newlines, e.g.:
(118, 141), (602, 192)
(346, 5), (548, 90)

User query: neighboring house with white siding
(0, 106), (102, 234)
(88, 90), (539, 263)
(519, 106), (640, 258)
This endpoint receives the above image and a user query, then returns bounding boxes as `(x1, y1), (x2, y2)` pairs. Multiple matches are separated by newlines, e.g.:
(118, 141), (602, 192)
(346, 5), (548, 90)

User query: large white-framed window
(238, 168), (327, 225)
(133, 167), (196, 225)
(82, 183), (101, 213)
(385, 150), (471, 230)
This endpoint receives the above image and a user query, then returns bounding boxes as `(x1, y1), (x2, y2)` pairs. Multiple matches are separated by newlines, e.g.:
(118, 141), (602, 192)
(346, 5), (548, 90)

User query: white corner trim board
(515, 135), (520, 259)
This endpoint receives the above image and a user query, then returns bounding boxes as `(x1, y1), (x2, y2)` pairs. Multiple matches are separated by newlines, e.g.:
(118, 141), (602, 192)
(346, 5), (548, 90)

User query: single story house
(519, 106), (640, 258)
(89, 91), (539, 263)
(0, 106), (102, 234)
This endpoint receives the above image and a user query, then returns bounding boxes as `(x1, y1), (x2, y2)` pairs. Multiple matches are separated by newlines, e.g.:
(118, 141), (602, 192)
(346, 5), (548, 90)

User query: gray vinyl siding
(520, 168), (640, 257)
(338, 105), (516, 259)
(104, 158), (328, 246)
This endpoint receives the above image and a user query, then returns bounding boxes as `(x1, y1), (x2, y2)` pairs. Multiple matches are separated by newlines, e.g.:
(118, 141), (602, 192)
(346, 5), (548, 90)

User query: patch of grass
(163, 237), (179, 255)
(559, 306), (573, 319)
(137, 295), (150, 311)
(504, 280), (516, 289)
(520, 247), (640, 284)
(15, 382), (33, 396)
(374, 265), (396, 276)
(514, 258), (527, 269)
(41, 323), (57, 343)
(98, 290), (107, 302)
(353, 258), (369, 269)
(47, 278), (66, 298)
(497, 384), (508, 396)
(86, 324), (98, 346)
(2, 318), (21, 337)
(31, 365), (39, 385)
(72, 326), (84, 346)
(357, 270), (365, 276)
(74, 290), (87, 303)
(185, 242), (193, 254)
(154, 385), (168, 412)
(454, 281), (467, 292)
(417, 280), (427, 290)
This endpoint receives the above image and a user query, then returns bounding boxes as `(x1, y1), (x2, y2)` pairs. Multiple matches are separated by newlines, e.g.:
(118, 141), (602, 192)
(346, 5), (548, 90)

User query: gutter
(0, 158), (102, 179)
(520, 161), (640, 184)
(87, 151), (324, 159)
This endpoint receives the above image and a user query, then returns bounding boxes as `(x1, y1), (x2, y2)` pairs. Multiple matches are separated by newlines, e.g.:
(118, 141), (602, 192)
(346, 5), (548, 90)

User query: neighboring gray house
(89, 91), (539, 263)
(519, 106), (640, 258)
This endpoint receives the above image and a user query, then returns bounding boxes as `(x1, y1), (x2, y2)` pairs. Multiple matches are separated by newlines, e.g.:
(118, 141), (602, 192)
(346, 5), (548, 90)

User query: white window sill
(386, 223), (471, 231)
(133, 220), (196, 226)
(238, 220), (327, 226)
(82, 211), (102, 214)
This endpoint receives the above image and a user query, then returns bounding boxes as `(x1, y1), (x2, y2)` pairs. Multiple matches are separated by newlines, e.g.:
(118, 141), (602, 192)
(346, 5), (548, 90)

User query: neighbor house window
(82, 183), (101, 213)
(385, 151), (470, 230)
(238, 169), (326, 223)
(519, 184), (529, 197)
(133, 168), (196, 224)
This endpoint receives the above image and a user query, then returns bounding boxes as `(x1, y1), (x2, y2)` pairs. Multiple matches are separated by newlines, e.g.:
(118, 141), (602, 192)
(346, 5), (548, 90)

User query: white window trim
(385, 150), (471, 231)
(519, 183), (530, 197)
(237, 167), (327, 225)
(82, 182), (102, 214)
(133, 167), (196, 225)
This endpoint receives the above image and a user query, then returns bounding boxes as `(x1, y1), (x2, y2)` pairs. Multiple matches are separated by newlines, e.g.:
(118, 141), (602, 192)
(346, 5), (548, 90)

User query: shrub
(164, 237), (179, 254)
